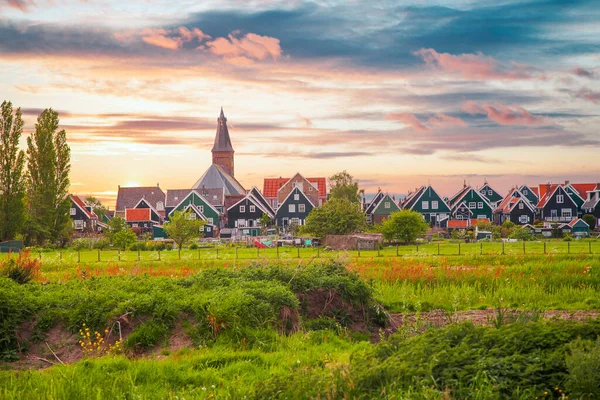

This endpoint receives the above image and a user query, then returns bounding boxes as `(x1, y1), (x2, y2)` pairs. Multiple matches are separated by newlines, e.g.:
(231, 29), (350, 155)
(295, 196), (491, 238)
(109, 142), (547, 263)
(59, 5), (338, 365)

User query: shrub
(189, 243), (199, 250)
(129, 242), (147, 251)
(92, 237), (111, 250)
(582, 214), (597, 230)
(565, 337), (600, 398)
(0, 250), (41, 284)
(71, 238), (91, 251)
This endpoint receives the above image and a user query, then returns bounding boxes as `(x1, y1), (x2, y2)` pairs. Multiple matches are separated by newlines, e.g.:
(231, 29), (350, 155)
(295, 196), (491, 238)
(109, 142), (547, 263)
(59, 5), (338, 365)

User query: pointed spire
(212, 108), (234, 153)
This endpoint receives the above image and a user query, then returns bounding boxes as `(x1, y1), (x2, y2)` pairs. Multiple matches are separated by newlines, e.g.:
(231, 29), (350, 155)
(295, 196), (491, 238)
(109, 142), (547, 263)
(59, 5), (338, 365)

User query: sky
(1, 0), (599, 208)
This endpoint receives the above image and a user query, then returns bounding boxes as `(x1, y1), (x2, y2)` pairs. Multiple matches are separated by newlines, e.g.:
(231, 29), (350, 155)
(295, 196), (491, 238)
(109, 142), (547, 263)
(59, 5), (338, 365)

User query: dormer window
(156, 201), (164, 211)
(557, 195), (564, 204)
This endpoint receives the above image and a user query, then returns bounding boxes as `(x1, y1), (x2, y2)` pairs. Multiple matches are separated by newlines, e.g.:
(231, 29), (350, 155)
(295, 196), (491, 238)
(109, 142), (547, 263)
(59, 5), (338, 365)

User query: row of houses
(68, 109), (599, 239)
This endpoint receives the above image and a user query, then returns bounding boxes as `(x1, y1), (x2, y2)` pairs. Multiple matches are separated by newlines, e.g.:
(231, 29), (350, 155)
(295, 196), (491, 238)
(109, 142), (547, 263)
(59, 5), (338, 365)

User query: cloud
(6, 0), (29, 11)
(135, 27), (211, 50)
(206, 32), (282, 63)
(385, 112), (430, 132)
(571, 67), (597, 79)
(462, 101), (546, 126)
(575, 88), (600, 104)
(414, 48), (536, 80)
(385, 112), (466, 132)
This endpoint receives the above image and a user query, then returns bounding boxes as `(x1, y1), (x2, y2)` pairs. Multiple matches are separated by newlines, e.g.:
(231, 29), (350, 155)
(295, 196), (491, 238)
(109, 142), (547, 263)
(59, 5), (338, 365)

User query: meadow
(1, 252), (599, 398)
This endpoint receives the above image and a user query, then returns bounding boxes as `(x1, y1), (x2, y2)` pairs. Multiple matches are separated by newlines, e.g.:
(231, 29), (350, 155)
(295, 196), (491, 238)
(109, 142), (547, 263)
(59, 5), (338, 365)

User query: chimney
(546, 183), (551, 194)
(463, 179), (467, 188)
(565, 180), (570, 185)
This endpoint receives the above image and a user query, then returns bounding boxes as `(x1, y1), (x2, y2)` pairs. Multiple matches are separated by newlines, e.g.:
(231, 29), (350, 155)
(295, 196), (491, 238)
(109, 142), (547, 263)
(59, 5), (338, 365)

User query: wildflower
(202, 387), (206, 391)
(211, 385), (215, 389)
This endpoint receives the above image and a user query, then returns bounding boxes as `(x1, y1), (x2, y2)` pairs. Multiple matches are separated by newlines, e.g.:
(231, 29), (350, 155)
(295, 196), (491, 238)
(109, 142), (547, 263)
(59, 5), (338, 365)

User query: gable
(373, 195), (400, 214)
(538, 185), (578, 210)
(410, 186), (451, 213)
(276, 187), (314, 218)
(249, 187), (275, 216)
(365, 192), (385, 214)
(170, 191), (220, 219)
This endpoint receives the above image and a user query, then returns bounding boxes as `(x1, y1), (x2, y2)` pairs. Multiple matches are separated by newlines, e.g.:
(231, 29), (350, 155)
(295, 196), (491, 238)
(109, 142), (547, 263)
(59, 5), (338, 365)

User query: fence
(2, 241), (599, 263)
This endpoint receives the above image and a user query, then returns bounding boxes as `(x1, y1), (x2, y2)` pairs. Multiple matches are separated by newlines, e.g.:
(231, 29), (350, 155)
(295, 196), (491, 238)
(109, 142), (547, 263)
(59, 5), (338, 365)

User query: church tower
(211, 108), (235, 177)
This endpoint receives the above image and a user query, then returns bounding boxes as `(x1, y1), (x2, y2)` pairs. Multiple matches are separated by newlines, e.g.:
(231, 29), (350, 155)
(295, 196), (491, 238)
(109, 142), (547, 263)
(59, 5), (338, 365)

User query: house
(364, 190), (399, 224)
(69, 195), (98, 233)
(166, 188), (224, 217)
(227, 187), (275, 231)
(518, 184), (539, 205)
(582, 184), (600, 219)
(562, 182), (597, 215)
(115, 185), (166, 221)
(536, 184), (578, 222)
(166, 190), (221, 237)
(567, 218), (590, 237)
(125, 208), (160, 233)
(275, 187), (315, 230)
(263, 173), (327, 210)
(191, 109), (246, 196)
(447, 219), (470, 231)
(448, 184), (494, 221)
(493, 188), (536, 225)
(401, 185), (451, 226)
(478, 181), (503, 208)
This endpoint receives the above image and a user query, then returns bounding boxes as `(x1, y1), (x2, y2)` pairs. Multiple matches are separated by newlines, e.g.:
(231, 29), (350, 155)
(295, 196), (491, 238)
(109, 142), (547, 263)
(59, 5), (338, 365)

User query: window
(519, 215), (529, 223)
(309, 186), (313, 191)
(299, 204), (306, 213)
(70, 208), (76, 216)
(240, 205), (246, 213)
(74, 220), (83, 229)
(551, 209), (558, 218)
(132, 223), (138, 228)
(519, 202), (524, 209)
(249, 205), (255, 213)
(185, 213), (196, 220)
(422, 201), (429, 210)
(294, 194), (300, 201)
(477, 215), (486, 220)
(457, 215), (464, 220)
(289, 204), (296, 213)
(208, 218), (213, 224)
(385, 202), (391, 209)
(439, 213), (447, 220)
(273, 200), (278, 209)
(206, 226), (211, 232)
(561, 209), (572, 218)
(557, 195), (564, 204)
(488, 190), (492, 196)
(432, 201), (438, 209)
(469, 202), (476, 208)
(478, 202), (483, 208)
(199, 205), (204, 213)
(156, 201), (164, 211)
(523, 190), (528, 195)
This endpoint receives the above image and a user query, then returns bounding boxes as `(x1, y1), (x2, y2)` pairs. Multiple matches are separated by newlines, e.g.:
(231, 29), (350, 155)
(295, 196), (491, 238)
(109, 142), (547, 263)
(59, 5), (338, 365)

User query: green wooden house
(167, 190), (221, 237)
(401, 185), (451, 226)
(449, 185), (494, 221)
(365, 191), (399, 224)
(478, 181), (503, 208)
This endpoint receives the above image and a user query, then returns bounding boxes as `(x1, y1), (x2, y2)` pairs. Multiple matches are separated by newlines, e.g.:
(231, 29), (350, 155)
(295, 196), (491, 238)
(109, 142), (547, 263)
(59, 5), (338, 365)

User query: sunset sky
(1, 0), (599, 208)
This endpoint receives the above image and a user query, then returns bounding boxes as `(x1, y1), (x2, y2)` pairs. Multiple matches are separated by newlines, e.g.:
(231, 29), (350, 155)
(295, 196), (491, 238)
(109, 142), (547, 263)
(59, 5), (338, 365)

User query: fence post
(523, 241), (526, 255)
(568, 241), (570, 254)
(502, 241), (505, 255)
(317, 247), (320, 258)
(277, 245), (279, 259)
(458, 242), (461, 256)
(216, 248), (219, 259)
(39, 252), (42, 260)
(98, 249), (100, 262)
(138, 249), (140, 262)
(178, 249), (181, 260)
(480, 242), (483, 255)
(396, 245), (399, 256)
(297, 247), (300, 258)
(544, 241), (547, 254)
(358, 247), (361, 258)
(118, 249), (121, 262)
(437, 243), (440, 256)
(416, 244), (418, 253)
(158, 250), (161, 261)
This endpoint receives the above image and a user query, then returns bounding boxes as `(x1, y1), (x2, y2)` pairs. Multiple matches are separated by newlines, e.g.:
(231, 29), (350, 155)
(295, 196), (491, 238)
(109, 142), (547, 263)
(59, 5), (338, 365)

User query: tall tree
(25, 109), (71, 245)
(0, 101), (27, 241)
(378, 210), (429, 243)
(329, 170), (361, 203)
(85, 196), (108, 221)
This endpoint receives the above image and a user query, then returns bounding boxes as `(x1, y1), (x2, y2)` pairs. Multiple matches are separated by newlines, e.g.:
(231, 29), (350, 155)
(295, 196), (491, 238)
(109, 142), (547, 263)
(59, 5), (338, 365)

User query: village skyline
(2, 0), (599, 208)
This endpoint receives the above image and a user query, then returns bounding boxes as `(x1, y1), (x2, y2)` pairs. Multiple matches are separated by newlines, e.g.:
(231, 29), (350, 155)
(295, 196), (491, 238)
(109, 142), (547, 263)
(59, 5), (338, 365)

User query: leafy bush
(112, 229), (137, 250)
(0, 250), (41, 284)
(189, 243), (199, 250)
(565, 337), (600, 398)
(71, 238), (91, 250)
(92, 237), (111, 250)
(129, 242), (147, 251)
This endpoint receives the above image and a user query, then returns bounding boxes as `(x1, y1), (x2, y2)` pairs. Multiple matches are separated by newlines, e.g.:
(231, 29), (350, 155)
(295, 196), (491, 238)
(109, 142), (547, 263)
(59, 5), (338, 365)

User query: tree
(509, 227), (534, 241)
(0, 101), (26, 241)
(329, 170), (360, 203)
(259, 213), (272, 227)
(163, 210), (205, 250)
(582, 214), (597, 231)
(379, 210), (429, 243)
(24, 109), (71, 245)
(106, 216), (128, 240)
(85, 196), (108, 221)
(112, 229), (137, 250)
(304, 197), (367, 238)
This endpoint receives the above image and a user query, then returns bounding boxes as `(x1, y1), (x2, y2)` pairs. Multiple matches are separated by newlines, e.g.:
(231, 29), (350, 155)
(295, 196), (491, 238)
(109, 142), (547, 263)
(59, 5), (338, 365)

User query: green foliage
(328, 170), (361, 203)
(106, 216), (127, 242)
(582, 214), (597, 230)
(163, 210), (205, 250)
(304, 197), (366, 238)
(71, 238), (91, 251)
(92, 237), (111, 250)
(565, 337), (600, 398)
(0, 100), (26, 241)
(112, 229), (137, 250)
(508, 227), (534, 241)
(24, 108), (71, 246)
(379, 209), (429, 243)
(84, 196), (108, 221)
(259, 213), (272, 228)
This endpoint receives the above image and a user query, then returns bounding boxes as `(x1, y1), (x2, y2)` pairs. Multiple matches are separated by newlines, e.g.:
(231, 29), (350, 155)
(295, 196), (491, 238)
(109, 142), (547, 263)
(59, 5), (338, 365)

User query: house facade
(275, 187), (315, 230)
(125, 208), (160, 233)
(493, 188), (536, 225)
(402, 185), (451, 226)
(115, 185), (166, 222)
(536, 184), (578, 222)
(69, 195), (98, 234)
(167, 190), (221, 236)
(227, 187), (275, 230)
(263, 174), (327, 210)
(365, 192), (399, 224)
(582, 184), (600, 219)
(448, 185), (494, 220)
(478, 182), (503, 208)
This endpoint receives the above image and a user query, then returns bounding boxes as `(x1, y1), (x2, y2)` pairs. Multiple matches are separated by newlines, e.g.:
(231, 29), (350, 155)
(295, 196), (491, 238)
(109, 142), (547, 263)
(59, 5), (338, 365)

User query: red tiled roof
(448, 220), (469, 229)
(71, 195), (97, 219)
(570, 183), (597, 198)
(125, 208), (151, 222)
(531, 187), (539, 197)
(470, 218), (489, 225)
(538, 184), (558, 199)
(263, 177), (327, 197)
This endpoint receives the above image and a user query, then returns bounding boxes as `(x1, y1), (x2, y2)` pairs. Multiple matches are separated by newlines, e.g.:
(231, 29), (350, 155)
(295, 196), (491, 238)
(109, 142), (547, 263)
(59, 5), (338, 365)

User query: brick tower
(211, 108), (235, 176)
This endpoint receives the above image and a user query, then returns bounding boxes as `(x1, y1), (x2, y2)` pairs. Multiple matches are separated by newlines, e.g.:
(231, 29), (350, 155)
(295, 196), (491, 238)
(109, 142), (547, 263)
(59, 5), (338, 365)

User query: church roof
(212, 108), (234, 153)
(192, 164), (245, 195)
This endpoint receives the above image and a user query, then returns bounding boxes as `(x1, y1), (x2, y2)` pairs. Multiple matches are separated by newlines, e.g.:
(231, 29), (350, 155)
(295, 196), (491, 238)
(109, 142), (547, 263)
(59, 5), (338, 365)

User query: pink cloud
(385, 113), (430, 132)
(7, 0), (29, 11)
(386, 112), (466, 132)
(576, 88), (600, 104)
(141, 29), (182, 50)
(206, 32), (282, 62)
(117, 27), (211, 50)
(462, 101), (546, 126)
(414, 48), (535, 80)
(427, 113), (467, 128)
(571, 67), (597, 79)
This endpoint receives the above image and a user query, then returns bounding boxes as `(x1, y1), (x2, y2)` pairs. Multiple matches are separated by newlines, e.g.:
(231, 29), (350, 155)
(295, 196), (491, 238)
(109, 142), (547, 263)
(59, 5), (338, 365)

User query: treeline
(0, 101), (71, 246)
